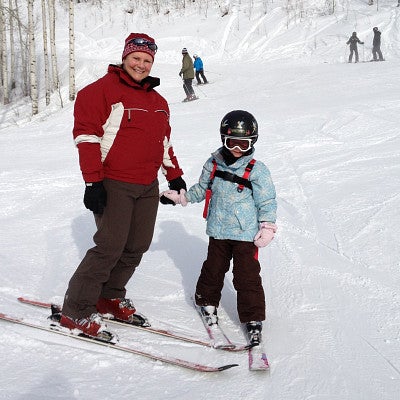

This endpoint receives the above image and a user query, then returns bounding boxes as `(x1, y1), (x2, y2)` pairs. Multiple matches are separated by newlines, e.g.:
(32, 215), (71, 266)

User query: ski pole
(195, 83), (207, 97)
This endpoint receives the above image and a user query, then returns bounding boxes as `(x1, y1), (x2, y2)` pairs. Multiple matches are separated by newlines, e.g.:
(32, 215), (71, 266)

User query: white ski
(248, 344), (270, 371)
(193, 300), (238, 350)
(0, 312), (238, 373)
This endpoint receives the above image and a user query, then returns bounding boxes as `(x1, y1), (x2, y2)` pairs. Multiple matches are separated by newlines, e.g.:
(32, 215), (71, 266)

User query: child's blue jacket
(185, 148), (277, 242)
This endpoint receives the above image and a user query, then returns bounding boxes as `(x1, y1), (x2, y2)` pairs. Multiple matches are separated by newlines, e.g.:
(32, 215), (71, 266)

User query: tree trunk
(28, 0), (38, 115)
(1, 0), (10, 104)
(9, 0), (16, 90)
(41, 0), (50, 105)
(48, 0), (59, 91)
(15, 0), (28, 96)
(68, 0), (75, 101)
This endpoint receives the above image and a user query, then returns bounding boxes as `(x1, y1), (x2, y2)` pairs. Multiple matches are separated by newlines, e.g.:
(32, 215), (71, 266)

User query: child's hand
(160, 189), (188, 206)
(254, 222), (277, 248)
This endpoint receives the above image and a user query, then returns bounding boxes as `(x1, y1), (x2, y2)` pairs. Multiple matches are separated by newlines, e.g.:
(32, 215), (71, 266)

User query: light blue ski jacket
(185, 148), (277, 242)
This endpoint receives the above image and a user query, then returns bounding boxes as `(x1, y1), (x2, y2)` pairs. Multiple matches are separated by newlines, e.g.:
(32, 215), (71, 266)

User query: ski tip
(218, 363), (239, 371)
(17, 297), (27, 303)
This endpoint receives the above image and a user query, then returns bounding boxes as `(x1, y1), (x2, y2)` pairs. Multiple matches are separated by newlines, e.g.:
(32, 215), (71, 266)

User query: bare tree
(41, 0), (50, 105)
(68, 0), (75, 101)
(48, 0), (59, 91)
(1, 0), (10, 104)
(8, 0), (16, 91)
(15, 0), (28, 96)
(28, 0), (38, 115)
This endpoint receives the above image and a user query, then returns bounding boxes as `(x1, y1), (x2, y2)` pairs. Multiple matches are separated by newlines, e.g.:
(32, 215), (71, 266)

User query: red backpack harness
(202, 158), (256, 219)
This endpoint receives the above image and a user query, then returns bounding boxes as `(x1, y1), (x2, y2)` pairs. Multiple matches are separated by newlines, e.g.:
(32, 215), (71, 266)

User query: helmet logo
(237, 121), (244, 129)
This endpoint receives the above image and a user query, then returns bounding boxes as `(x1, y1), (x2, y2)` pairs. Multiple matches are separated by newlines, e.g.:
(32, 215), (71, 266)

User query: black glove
(83, 181), (107, 214)
(160, 176), (187, 205)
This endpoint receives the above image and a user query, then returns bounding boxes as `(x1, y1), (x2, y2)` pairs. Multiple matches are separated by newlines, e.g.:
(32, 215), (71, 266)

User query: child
(161, 110), (277, 346)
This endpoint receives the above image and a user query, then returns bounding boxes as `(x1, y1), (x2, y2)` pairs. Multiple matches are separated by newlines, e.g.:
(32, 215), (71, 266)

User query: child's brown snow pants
(195, 237), (266, 323)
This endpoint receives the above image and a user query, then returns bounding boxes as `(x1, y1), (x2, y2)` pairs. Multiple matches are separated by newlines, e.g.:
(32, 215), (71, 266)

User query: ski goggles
(127, 38), (158, 53)
(223, 137), (253, 152)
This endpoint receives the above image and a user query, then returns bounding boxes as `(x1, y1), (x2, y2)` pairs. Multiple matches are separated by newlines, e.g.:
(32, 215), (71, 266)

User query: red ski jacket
(73, 64), (183, 185)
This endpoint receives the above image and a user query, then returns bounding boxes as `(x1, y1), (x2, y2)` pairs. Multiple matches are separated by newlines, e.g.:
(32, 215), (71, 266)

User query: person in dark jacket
(372, 27), (384, 61)
(179, 48), (197, 101)
(59, 33), (186, 341)
(193, 54), (208, 85)
(346, 32), (364, 63)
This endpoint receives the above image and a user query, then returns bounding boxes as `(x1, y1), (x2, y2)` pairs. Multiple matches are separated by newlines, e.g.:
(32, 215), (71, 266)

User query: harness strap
(208, 160), (218, 188)
(214, 170), (253, 190)
(202, 158), (256, 219)
(202, 160), (218, 219)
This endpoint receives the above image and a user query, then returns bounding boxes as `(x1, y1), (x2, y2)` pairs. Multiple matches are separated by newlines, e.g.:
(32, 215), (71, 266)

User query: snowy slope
(1, 1), (400, 399)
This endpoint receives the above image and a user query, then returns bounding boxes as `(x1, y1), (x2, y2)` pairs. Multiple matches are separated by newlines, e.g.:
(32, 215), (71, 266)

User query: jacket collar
(213, 147), (255, 168)
(108, 64), (161, 91)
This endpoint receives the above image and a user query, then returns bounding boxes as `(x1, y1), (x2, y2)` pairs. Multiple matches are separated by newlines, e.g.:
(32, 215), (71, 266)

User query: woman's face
(123, 51), (153, 82)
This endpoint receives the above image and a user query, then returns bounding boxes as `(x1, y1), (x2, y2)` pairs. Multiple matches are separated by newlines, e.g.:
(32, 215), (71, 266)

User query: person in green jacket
(179, 48), (197, 101)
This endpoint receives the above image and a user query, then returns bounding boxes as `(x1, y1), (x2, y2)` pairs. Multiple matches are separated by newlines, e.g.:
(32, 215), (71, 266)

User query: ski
(17, 297), (248, 352)
(248, 344), (270, 371)
(0, 312), (238, 373)
(193, 300), (242, 350)
(182, 96), (199, 102)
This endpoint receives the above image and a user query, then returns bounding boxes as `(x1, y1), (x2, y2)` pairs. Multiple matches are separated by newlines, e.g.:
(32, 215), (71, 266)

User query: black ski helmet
(220, 110), (258, 146)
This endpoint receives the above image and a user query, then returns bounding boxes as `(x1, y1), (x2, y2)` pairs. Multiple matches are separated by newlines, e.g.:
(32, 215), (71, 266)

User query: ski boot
(97, 297), (150, 327)
(199, 305), (218, 326)
(56, 310), (116, 343)
(246, 321), (262, 346)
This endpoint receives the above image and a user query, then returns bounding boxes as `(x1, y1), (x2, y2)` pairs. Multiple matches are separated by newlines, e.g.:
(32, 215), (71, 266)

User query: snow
(1, 0), (400, 399)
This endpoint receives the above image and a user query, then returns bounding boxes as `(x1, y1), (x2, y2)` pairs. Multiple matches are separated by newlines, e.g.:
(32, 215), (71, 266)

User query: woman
(59, 33), (186, 341)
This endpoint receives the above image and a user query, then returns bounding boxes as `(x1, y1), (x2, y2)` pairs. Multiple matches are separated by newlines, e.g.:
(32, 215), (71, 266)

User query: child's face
(229, 148), (244, 158)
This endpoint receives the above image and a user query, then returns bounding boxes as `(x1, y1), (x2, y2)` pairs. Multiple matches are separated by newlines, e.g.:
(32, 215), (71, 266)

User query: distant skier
(371, 27), (384, 61)
(346, 32), (364, 63)
(179, 48), (197, 101)
(193, 54), (208, 85)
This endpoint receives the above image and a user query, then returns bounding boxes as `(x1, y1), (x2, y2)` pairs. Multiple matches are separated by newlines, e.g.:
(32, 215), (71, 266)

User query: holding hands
(160, 176), (187, 205)
(160, 189), (188, 206)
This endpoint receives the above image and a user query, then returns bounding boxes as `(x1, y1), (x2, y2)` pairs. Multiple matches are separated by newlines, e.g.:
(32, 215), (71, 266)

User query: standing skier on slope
(59, 33), (186, 341)
(346, 32), (364, 63)
(371, 27), (384, 61)
(161, 110), (277, 346)
(193, 54), (208, 85)
(179, 47), (197, 101)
